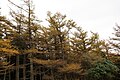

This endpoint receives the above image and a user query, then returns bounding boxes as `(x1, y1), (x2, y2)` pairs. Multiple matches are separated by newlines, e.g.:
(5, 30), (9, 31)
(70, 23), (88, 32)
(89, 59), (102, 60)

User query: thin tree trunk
(30, 59), (34, 80)
(23, 54), (26, 80)
(16, 55), (19, 80)
(51, 68), (55, 80)
(4, 70), (6, 80)
(8, 56), (11, 80)
(9, 68), (11, 80)
(27, 0), (34, 79)
(64, 74), (67, 80)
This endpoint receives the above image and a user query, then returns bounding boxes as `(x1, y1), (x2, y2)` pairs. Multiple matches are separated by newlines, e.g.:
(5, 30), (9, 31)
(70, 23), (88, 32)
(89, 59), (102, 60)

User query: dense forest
(0, 0), (120, 80)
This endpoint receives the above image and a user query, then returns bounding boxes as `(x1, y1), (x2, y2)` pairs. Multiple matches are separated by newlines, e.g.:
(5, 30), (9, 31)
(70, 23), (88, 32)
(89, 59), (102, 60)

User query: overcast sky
(0, 0), (120, 39)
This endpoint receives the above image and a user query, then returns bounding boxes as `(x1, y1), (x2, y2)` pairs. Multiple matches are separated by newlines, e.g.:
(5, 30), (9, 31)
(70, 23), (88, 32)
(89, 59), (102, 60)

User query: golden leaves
(0, 39), (19, 55)
(58, 63), (81, 73)
(31, 58), (65, 67)
(0, 40), (11, 48)
(0, 48), (19, 55)
(24, 48), (39, 54)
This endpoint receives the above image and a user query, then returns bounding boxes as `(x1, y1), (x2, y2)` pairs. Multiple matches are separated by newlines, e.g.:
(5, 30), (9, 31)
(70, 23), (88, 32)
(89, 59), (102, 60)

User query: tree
(0, 16), (15, 39)
(45, 11), (75, 60)
(30, 12), (76, 80)
(86, 59), (119, 80)
(110, 24), (120, 53)
(0, 39), (19, 80)
(8, 0), (41, 80)
(70, 27), (108, 65)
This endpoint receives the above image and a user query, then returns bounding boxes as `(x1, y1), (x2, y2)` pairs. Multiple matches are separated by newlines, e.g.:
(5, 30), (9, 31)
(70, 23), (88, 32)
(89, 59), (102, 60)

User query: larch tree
(69, 26), (109, 79)
(8, 0), (41, 80)
(110, 24), (120, 53)
(109, 24), (120, 80)
(30, 12), (77, 80)
(0, 14), (19, 80)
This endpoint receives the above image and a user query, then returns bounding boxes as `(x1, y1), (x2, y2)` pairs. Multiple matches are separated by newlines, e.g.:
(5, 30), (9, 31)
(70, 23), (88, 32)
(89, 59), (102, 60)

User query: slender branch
(8, 0), (28, 13)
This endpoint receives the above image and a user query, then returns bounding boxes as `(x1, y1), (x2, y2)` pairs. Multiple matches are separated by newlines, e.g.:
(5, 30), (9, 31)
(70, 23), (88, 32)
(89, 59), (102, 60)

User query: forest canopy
(0, 0), (120, 80)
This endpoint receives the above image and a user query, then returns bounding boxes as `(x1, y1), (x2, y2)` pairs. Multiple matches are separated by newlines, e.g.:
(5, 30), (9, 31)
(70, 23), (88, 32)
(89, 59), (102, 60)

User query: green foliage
(86, 59), (119, 80)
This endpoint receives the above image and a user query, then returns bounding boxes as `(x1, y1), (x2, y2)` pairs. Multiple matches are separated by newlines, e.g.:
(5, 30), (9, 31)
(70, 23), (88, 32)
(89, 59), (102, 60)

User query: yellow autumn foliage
(59, 63), (81, 73)
(0, 48), (19, 55)
(31, 58), (65, 67)
(0, 40), (11, 48)
(24, 48), (39, 54)
(0, 39), (19, 55)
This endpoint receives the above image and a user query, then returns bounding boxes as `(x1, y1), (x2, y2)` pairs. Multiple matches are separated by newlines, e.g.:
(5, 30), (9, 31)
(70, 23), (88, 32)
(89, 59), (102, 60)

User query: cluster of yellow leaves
(59, 63), (81, 73)
(0, 48), (19, 55)
(24, 48), (40, 54)
(31, 58), (65, 67)
(47, 27), (61, 36)
(0, 40), (11, 48)
(0, 39), (19, 55)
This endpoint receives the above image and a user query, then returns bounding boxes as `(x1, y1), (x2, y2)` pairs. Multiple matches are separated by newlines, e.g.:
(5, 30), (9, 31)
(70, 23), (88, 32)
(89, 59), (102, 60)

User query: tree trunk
(51, 68), (55, 80)
(30, 57), (34, 80)
(23, 54), (26, 80)
(16, 55), (19, 80)
(3, 70), (6, 80)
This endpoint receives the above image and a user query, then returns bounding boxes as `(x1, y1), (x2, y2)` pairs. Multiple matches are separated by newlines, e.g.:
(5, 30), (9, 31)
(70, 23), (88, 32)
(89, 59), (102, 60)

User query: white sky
(0, 0), (120, 39)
